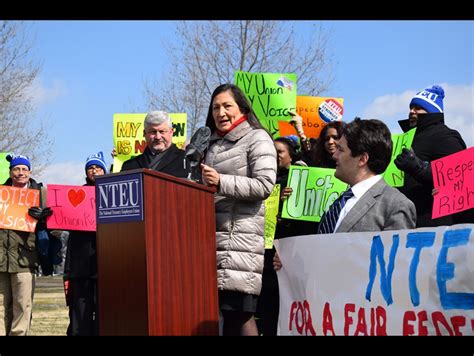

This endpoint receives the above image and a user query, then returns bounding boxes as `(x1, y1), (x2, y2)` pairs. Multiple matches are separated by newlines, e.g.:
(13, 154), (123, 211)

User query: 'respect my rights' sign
(96, 172), (144, 224)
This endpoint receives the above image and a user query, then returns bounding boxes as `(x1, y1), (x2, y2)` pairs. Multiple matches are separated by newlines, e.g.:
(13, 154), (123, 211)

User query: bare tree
(145, 21), (335, 137)
(0, 21), (52, 175)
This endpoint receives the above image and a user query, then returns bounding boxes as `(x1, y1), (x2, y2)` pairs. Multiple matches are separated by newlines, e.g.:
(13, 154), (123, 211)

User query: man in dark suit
(319, 118), (416, 233)
(121, 110), (190, 178)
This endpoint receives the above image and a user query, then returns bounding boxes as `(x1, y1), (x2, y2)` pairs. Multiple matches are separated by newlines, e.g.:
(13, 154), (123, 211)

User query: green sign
(234, 71), (297, 138)
(282, 166), (348, 222)
(264, 184), (280, 249)
(383, 128), (416, 187)
(0, 153), (9, 184)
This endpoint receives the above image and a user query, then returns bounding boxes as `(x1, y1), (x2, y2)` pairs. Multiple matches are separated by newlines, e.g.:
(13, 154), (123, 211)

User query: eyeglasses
(11, 167), (30, 173)
(145, 129), (171, 136)
(87, 165), (104, 172)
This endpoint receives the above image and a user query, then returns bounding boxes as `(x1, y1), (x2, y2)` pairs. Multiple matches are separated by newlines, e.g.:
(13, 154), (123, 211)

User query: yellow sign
(112, 113), (187, 172)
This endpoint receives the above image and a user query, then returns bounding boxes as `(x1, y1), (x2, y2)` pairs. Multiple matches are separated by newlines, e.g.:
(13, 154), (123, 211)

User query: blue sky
(27, 20), (473, 185)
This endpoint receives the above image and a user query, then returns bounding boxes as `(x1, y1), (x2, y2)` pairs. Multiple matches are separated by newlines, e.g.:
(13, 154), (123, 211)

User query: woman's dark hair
(309, 121), (344, 168)
(274, 136), (302, 164)
(343, 118), (392, 174)
(205, 84), (269, 136)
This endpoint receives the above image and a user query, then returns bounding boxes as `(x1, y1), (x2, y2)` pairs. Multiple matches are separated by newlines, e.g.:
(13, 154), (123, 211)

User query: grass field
(31, 275), (69, 336)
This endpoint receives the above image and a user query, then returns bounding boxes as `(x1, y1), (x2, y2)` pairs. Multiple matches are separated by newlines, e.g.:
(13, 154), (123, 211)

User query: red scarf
(217, 115), (248, 137)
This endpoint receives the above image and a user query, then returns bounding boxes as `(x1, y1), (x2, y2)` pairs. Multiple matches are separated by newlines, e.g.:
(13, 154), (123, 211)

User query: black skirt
(219, 290), (259, 313)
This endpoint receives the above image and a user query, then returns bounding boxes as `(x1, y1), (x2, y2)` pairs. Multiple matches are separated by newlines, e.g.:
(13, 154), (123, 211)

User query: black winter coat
(398, 113), (467, 227)
(121, 144), (190, 178)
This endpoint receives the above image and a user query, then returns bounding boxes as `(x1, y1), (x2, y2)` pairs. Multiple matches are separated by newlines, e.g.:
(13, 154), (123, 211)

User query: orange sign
(0, 186), (40, 232)
(278, 96), (344, 139)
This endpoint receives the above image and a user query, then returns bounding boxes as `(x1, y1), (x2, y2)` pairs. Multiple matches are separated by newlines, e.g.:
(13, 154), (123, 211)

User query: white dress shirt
(333, 175), (382, 232)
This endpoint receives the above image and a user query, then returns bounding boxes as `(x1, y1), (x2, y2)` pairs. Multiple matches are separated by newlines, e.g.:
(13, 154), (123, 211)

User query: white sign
(274, 224), (474, 336)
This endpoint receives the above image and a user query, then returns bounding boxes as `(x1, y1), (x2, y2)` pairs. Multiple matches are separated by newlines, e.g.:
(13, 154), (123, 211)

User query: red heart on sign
(68, 189), (86, 208)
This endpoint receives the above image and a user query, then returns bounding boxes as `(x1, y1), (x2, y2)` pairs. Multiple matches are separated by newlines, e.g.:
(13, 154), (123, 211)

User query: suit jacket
(121, 144), (190, 178)
(336, 179), (416, 233)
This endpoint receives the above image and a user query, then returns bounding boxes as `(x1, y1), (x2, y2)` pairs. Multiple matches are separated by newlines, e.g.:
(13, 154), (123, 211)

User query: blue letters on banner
(406, 232), (435, 306)
(365, 234), (399, 305)
(437, 228), (474, 310)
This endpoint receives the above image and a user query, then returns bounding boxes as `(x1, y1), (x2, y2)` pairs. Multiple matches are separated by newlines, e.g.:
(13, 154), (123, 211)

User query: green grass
(31, 275), (69, 336)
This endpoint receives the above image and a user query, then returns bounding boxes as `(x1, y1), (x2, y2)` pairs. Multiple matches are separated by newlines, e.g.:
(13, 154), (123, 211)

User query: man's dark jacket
(121, 144), (190, 178)
(398, 112), (467, 227)
(0, 178), (42, 273)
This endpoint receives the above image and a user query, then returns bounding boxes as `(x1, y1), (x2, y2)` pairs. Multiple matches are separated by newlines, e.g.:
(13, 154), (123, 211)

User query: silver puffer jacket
(205, 120), (277, 295)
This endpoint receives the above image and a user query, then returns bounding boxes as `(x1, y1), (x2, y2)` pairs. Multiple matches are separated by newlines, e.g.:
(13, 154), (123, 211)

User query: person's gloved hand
(28, 207), (43, 220)
(41, 207), (53, 219)
(394, 148), (428, 175)
(28, 207), (53, 221)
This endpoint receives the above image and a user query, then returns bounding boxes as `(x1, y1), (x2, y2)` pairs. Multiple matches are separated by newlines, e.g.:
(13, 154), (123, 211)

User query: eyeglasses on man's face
(11, 166), (30, 173)
(87, 165), (104, 172)
(145, 129), (172, 136)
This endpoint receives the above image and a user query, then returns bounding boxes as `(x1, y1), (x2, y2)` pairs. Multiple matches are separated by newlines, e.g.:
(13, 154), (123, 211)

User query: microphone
(185, 126), (211, 182)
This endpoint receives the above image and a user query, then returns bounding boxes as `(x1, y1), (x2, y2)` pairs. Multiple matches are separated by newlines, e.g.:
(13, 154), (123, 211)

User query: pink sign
(431, 147), (474, 219)
(46, 184), (96, 231)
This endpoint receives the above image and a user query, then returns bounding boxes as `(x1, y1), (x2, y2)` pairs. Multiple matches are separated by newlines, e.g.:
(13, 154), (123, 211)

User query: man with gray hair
(121, 110), (190, 178)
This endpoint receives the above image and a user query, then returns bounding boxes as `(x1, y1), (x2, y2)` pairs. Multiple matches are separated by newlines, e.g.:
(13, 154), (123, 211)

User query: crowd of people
(0, 83), (470, 336)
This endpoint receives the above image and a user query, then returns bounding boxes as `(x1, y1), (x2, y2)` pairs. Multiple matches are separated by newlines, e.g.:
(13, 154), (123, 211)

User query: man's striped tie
(318, 188), (354, 234)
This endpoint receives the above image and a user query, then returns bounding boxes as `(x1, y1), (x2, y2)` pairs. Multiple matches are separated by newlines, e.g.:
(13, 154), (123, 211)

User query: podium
(95, 169), (218, 335)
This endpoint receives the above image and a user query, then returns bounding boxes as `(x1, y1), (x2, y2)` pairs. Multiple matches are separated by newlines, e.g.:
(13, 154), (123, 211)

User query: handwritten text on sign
(0, 186), (39, 232)
(112, 113), (187, 172)
(275, 225), (474, 335)
(432, 147), (473, 219)
(235, 71), (297, 138)
(47, 184), (96, 231)
(278, 96), (344, 139)
(382, 128), (416, 187)
(282, 166), (347, 222)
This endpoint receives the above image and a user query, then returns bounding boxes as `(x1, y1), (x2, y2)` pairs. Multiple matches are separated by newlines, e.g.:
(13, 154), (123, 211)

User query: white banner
(274, 224), (474, 336)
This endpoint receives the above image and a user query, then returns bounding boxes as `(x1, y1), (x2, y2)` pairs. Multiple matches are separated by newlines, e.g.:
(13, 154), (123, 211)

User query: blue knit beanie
(410, 85), (445, 113)
(85, 151), (107, 173)
(6, 154), (31, 170)
(284, 135), (300, 149)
